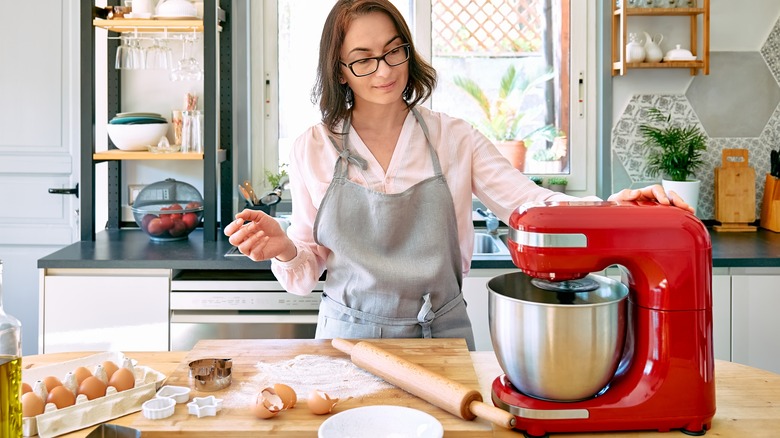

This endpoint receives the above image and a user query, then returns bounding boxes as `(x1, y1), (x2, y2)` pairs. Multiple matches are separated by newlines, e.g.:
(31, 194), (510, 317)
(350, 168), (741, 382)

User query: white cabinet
(39, 269), (170, 353)
(462, 269), (515, 351)
(731, 269), (780, 374)
(712, 270), (731, 361)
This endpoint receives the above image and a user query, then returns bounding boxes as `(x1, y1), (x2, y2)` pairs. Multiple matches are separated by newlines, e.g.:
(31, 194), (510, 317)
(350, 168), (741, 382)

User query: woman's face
(339, 11), (409, 109)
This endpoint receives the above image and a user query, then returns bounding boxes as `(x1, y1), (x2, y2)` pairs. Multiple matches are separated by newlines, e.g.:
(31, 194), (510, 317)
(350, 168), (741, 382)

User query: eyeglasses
(340, 43), (411, 77)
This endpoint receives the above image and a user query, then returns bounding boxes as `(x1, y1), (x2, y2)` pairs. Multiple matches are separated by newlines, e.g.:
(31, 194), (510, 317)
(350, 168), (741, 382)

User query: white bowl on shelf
(107, 123), (169, 151)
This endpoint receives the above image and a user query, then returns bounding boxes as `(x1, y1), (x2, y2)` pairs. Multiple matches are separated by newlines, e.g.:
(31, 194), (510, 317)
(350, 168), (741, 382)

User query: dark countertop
(38, 226), (780, 271)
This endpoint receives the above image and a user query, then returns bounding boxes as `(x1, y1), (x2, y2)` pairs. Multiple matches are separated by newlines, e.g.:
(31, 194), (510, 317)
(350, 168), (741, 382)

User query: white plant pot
(662, 179), (701, 214)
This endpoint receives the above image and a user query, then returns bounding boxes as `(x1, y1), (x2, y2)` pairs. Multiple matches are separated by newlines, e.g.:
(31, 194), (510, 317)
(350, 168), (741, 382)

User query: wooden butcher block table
(135, 338), (490, 436)
(23, 339), (780, 437)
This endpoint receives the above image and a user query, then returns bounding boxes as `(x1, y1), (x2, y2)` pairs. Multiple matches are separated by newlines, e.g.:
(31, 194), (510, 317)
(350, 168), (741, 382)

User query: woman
(225, 0), (691, 350)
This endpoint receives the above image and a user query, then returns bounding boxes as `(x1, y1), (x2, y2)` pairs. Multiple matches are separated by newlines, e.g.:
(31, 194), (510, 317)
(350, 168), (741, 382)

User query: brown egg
(307, 389), (339, 415)
(21, 382), (32, 394)
(72, 366), (92, 385)
(273, 383), (297, 409)
(78, 376), (107, 400)
(46, 385), (76, 409)
(108, 367), (135, 392)
(42, 375), (63, 391)
(21, 392), (45, 418)
(102, 361), (119, 380)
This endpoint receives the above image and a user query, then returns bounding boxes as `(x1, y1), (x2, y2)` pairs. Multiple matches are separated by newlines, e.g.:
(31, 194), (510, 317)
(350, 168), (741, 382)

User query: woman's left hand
(607, 184), (695, 213)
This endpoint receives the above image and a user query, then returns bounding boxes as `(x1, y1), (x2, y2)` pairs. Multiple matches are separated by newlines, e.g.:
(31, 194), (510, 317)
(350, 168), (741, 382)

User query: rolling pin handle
(469, 400), (516, 429)
(331, 338), (357, 355)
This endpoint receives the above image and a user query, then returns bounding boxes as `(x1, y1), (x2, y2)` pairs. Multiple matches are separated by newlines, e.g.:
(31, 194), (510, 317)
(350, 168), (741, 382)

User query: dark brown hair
(312, 0), (437, 133)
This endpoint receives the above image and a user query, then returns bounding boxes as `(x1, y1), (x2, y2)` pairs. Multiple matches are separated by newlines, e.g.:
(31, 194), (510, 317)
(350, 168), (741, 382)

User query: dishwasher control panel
(171, 270), (323, 311)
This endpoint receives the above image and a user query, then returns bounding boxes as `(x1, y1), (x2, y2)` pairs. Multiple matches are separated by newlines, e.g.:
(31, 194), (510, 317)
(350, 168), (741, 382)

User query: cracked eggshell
(307, 389), (339, 415)
(251, 388), (284, 419)
(273, 383), (297, 409)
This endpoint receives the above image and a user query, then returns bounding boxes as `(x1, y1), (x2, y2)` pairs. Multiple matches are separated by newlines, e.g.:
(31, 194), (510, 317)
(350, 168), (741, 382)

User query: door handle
(48, 183), (79, 198)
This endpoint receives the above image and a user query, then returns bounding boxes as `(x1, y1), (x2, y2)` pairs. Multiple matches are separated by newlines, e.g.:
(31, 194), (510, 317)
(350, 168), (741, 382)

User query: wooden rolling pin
(331, 338), (516, 429)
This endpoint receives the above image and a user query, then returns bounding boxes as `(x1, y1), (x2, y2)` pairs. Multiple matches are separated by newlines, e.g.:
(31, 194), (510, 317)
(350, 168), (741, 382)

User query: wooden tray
(130, 339), (493, 437)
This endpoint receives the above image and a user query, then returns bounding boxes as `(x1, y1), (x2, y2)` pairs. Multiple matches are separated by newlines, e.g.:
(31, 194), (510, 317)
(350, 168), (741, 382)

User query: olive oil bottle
(0, 260), (22, 437)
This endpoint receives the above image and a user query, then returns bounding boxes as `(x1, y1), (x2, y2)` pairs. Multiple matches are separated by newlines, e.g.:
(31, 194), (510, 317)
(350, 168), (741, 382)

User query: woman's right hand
(224, 209), (297, 262)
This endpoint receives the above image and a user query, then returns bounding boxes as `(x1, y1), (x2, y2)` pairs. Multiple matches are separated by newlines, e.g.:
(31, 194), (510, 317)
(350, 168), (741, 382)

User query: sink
(473, 232), (510, 257)
(474, 233), (500, 254)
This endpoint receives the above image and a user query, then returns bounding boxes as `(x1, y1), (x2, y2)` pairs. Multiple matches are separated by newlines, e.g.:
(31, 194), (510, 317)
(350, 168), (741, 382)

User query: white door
(0, 1), (80, 354)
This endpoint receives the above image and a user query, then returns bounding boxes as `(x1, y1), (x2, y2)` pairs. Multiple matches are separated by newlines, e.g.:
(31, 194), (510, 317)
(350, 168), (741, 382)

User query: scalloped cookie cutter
(188, 358), (232, 391)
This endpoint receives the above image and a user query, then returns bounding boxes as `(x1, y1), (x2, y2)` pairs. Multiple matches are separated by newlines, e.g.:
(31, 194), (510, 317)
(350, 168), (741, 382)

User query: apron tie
(329, 135), (368, 173)
(417, 293), (435, 339)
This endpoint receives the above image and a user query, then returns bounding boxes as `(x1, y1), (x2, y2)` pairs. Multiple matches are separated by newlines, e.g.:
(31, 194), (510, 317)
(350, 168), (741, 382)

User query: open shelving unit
(80, 0), (232, 241)
(612, 0), (710, 76)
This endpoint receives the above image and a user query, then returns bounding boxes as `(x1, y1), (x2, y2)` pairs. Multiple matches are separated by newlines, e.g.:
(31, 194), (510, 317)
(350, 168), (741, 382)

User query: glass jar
(0, 260), (23, 437)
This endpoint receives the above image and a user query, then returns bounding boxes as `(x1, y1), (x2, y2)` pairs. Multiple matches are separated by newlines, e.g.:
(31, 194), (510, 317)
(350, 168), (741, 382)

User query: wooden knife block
(760, 173), (780, 232)
(714, 149), (756, 232)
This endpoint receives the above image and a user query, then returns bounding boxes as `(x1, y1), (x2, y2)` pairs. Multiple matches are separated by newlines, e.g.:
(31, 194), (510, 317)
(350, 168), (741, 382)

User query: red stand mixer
(489, 201), (716, 437)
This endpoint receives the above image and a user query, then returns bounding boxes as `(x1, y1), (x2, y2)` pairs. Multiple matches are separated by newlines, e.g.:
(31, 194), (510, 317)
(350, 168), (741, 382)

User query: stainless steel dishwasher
(169, 270), (322, 350)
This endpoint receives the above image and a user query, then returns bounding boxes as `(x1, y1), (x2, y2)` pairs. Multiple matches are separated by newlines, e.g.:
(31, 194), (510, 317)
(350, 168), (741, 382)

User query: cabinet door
(712, 272), (731, 361)
(463, 269), (515, 351)
(42, 269), (170, 353)
(732, 274), (780, 374)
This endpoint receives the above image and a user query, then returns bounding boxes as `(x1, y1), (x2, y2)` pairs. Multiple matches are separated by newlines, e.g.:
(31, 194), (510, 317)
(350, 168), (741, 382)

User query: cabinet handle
(48, 183), (79, 198)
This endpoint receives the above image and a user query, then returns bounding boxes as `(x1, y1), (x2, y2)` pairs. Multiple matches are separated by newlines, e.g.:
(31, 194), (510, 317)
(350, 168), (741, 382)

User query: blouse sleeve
(467, 126), (599, 224)
(270, 129), (331, 296)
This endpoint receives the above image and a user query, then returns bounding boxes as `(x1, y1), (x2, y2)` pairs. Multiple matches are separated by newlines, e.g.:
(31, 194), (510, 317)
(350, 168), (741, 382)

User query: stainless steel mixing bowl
(488, 272), (628, 401)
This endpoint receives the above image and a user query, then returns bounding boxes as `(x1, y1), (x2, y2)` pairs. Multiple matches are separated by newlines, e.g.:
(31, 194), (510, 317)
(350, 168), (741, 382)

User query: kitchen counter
(23, 346), (780, 437)
(37, 226), (780, 270)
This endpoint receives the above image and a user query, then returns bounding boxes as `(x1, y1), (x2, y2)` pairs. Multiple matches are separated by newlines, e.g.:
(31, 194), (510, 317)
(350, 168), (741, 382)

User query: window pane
(429, 0), (570, 175)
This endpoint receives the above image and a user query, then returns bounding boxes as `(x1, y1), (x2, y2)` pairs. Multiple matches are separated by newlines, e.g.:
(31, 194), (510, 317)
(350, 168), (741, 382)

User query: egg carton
(22, 351), (166, 438)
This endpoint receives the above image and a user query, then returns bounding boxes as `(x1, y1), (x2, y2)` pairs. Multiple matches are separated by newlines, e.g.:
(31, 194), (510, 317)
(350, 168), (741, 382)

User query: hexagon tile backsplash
(611, 16), (780, 221)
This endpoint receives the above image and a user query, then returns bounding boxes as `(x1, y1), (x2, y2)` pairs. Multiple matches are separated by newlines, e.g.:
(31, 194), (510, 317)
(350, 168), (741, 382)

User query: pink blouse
(271, 106), (594, 295)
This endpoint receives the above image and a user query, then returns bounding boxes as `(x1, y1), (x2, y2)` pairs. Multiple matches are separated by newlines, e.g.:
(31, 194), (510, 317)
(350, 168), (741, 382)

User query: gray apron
(313, 108), (475, 350)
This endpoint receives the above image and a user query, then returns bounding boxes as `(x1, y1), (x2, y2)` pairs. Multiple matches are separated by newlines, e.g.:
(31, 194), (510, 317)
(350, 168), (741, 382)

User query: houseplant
(547, 176), (568, 193)
(638, 107), (708, 211)
(454, 64), (559, 171)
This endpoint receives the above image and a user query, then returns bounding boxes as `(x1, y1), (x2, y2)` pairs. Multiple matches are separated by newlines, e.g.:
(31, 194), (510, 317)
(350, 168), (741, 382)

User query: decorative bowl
(107, 123), (169, 151)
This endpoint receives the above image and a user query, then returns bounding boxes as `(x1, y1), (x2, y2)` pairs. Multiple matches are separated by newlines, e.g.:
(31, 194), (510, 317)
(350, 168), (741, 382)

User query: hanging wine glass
(115, 35), (131, 70)
(170, 36), (203, 81)
(146, 38), (173, 70)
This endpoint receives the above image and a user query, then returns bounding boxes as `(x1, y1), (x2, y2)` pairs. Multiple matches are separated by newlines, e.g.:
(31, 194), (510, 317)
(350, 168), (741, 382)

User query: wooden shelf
(613, 60), (705, 70)
(615, 7), (706, 16)
(93, 149), (226, 161)
(612, 1), (710, 76)
(93, 18), (203, 33)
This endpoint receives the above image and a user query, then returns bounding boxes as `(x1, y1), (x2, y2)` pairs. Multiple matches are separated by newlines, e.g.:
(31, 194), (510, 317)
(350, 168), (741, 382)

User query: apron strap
(327, 134), (368, 179)
(410, 108), (444, 177)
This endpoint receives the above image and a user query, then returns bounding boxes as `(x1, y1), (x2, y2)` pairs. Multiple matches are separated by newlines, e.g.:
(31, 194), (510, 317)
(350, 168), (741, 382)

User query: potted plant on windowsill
(454, 64), (559, 172)
(638, 107), (708, 212)
(547, 176), (568, 193)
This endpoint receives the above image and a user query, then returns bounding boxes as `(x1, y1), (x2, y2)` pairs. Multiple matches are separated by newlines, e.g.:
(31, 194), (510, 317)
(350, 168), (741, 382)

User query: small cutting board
(714, 149), (757, 232)
(130, 338), (493, 437)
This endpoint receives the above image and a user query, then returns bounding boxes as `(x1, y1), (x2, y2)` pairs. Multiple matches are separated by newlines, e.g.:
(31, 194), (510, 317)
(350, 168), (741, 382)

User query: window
(255, 0), (595, 192)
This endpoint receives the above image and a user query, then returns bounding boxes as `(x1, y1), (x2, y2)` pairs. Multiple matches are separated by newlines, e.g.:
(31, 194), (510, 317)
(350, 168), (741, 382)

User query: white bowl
(155, 0), (197, 18)
(107, 123), (169, 151)
(319, 406), (443, 438)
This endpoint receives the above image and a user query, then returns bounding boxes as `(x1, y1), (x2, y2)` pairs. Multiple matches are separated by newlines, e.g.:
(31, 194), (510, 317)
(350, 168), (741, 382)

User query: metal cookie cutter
(188, 358), (232, 391)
